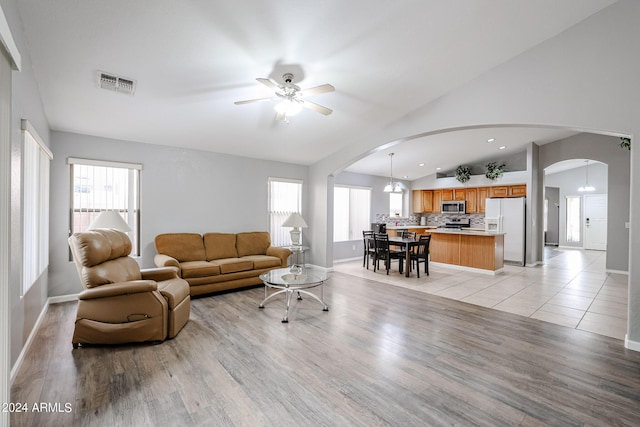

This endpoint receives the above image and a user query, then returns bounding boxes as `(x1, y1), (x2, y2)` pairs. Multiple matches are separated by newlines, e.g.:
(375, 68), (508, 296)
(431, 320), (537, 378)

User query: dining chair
(400, 231), (417, 240)
(362, 230), (376, 269)
(398, 234), (431, 277)
(373, 233), (403, 275)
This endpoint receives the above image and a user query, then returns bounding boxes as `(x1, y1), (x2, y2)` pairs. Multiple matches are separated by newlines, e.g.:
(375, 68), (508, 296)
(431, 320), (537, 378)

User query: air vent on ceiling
(98, 71), (136, 95)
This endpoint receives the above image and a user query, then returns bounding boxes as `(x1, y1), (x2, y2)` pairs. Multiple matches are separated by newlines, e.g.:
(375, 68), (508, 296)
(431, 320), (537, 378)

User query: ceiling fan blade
(234, 97), (275, 105)
(256, 77), (279, 90)
(303, 100), (333, 116)
(300, 83), (335, 96)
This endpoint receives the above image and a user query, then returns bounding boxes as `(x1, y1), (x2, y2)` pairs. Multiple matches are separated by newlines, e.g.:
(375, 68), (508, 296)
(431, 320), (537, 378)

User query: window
(390, 192), (403, 216)
(334, 185), (371, 242)
(69, 158), (141, 255)
(22, 120), (52, 295)
(566, 196), (581, 243)
(268, 178), (303, 247)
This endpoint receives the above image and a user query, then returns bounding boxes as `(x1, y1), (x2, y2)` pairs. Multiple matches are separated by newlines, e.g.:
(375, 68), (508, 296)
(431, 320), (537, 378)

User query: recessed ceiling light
(436, 167), (441, 171)
(498, 145), (506, 150)
(419, 163), (425, 167)
(487, 138), (495, 143)
(403, 175), (409, 179)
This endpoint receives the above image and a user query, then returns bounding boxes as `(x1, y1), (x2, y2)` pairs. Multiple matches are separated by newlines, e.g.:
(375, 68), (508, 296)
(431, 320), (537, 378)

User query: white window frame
(390, 192), (403, 217)
(333, 185), (372, 242)
(268, 177), (303, 247)
(21, 120), (52, 296)
(68, 157), (141, 256)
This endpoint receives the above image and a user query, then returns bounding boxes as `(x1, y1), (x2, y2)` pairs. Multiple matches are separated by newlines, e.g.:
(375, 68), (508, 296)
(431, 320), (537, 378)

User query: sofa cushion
(203, 233), (238, 260)
(236, 231), (271, 257)
(179, 261), (221, 279)
(241, 255), (282, 269)
(155, 233), (205, 262)
(209, 258), (253, 274)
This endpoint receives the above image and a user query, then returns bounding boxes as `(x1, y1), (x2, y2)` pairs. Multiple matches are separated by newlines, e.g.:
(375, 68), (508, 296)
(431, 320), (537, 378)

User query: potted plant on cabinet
(485, 162), (506, 181)
(455, 165), (471, 183)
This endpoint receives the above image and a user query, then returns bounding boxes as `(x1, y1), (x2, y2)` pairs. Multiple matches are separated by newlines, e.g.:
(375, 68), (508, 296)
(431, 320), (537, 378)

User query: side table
(284, 245), (309, 266)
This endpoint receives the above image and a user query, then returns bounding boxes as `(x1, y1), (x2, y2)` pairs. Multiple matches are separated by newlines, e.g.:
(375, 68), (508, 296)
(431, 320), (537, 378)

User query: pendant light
(578, 160), (595, 192)
(383, 153), (402, 193)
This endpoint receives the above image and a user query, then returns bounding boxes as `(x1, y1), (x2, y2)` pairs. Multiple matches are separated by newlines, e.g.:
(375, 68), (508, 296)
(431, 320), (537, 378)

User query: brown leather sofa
(68, 229), (190, 347)
(154, 231), (291, 296)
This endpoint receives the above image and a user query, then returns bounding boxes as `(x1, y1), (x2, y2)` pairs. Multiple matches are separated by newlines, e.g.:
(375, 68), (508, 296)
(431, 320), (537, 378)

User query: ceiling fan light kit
(235, 73), (334, 122)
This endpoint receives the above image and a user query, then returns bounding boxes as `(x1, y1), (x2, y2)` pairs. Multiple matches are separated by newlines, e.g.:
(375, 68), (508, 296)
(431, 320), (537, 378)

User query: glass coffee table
(259, 266), (329, 323)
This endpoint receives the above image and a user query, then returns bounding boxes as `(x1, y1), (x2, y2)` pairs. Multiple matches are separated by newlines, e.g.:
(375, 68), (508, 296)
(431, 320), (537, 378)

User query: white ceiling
(17, 0), (617, 178)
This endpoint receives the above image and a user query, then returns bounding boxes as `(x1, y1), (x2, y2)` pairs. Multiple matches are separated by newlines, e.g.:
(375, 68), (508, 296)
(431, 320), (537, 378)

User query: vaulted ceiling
(17, 0), (617, 179)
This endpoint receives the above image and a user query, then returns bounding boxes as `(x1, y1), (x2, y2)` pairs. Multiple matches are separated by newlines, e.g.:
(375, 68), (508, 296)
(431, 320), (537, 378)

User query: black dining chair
(362, 230), (376, 269)
(399, 234), (431, 277)
(373, 233), (403, 275)
(400, 231), (417, 240)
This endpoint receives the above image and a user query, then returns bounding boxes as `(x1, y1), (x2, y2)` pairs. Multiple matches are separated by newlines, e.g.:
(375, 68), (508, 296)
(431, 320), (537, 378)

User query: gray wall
(545, 162), (608, 249)
(540, 133), (629, 272)
(1, 0), (52, 367)
(332, 171), (409, 261)
(545, 187), (560, 245)
(48, 131), (308, 297)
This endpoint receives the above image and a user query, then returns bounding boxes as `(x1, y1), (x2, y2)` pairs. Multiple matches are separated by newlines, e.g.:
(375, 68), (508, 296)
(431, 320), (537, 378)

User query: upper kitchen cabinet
(509, 185), (526, 198)
(465, 187), (478, 213)
(489, 186), (509, 198)
(412, 190), (424, 213)
(412, 190), (434, 213)
(442, 189), (453, 201)
(477, 187), (489, 213)
(432, 190), (443, 213)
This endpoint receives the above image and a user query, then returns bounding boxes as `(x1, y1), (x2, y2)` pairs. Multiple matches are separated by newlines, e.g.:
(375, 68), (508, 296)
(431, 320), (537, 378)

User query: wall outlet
(625, 222), (630, 229)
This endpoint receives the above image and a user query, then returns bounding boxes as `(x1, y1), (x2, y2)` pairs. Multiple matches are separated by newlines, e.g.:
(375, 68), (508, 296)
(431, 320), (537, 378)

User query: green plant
(455, 165), (471, 183)
(620, 137), (631, 150)
(485, 162), (506, 181)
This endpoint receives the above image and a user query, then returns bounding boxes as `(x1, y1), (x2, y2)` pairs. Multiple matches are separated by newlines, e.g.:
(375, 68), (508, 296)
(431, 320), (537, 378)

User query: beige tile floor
(334, 247), (628, 340)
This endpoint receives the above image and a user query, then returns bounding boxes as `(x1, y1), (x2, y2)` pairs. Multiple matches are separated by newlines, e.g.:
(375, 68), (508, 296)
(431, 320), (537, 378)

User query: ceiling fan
(234, 73), (335, 122)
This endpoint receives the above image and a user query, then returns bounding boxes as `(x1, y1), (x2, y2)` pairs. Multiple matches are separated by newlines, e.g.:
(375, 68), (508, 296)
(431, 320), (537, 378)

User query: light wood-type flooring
(11, 270), (640, 426)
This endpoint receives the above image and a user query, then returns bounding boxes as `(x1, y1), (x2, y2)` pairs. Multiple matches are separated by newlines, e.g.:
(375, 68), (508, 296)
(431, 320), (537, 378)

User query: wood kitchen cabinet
(432, 190), (442, 213)
(489, 186), (509, 198)
(465, 187), (477, 213)
(422, 190), (433, 213)
(509, 184), (526, 197)
(412, 190), (434, 213)
(441, 189), (453, 201)
(477, 187), (489, 213)
(453, 189), (465, 200)
(412, 190), (424, 213)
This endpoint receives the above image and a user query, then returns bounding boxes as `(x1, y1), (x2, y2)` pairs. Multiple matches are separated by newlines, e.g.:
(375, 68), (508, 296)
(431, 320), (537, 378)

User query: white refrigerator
(485, 197), (525, 265)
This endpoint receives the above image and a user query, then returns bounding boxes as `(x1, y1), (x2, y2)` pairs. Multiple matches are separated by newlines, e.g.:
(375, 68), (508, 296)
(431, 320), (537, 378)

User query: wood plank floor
(10, 271), (640, 426)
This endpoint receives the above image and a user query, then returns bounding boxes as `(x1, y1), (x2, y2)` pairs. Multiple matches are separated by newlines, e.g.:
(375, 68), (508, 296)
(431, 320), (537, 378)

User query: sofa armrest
(154, 253), (180, 270)
(267, 246), (292, 267)
(141, 267), (180, 282)
(78, 280), (158, 300)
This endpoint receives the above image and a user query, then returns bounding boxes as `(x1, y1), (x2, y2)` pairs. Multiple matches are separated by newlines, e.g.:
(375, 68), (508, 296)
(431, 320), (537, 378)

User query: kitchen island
(428, 229), (504, 274)
(386, 226), (505, 274)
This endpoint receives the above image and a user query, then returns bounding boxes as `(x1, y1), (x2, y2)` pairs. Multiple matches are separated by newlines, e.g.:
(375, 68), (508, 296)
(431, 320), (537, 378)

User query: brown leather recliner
(68, 229), (190, 347)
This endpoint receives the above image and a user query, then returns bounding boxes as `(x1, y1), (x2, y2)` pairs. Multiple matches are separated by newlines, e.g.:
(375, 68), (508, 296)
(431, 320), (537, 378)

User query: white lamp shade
(274, 99), (303, 116)
(282, 212), (308, 228)
(88, 211), (131, 232)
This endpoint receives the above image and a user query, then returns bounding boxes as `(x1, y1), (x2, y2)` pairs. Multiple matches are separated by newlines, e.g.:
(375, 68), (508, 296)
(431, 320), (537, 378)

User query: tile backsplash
(376, 213), (485, 228)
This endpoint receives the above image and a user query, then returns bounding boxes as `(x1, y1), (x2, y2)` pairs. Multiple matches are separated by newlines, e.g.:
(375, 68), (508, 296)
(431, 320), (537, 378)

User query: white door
(584, 194), (607, 251)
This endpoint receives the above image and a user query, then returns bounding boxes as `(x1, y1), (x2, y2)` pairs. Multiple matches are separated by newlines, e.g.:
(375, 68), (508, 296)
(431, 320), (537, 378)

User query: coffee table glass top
(260, 267), (328, 287)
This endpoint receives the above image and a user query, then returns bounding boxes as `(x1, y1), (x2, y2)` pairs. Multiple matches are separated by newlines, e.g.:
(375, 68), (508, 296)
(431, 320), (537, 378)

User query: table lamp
(88, 211), (131, 232)
(282, 212), (307, 247)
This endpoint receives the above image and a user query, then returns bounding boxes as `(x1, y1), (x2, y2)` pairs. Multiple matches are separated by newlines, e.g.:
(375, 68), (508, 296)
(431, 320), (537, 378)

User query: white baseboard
(606, 269), (629, 275)
(48, 293), (78, 304)
(625, 335), (640, 352)
(333, 256), (361, 264)
(10, 294), (78, 385)
(10, 300), (49, 384)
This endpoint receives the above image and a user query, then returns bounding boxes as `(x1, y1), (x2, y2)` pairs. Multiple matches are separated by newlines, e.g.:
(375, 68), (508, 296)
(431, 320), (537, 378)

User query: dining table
(387, 236), (420, 277)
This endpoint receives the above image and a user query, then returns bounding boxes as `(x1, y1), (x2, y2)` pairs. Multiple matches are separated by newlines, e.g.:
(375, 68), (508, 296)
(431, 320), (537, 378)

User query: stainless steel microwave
(441, 200), (466, 214)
